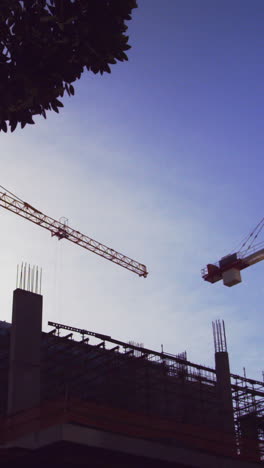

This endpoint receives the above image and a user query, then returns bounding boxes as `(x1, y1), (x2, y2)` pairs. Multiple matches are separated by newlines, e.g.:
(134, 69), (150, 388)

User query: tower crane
(0, 185), (148, 278)
(202, 218), (264, 287)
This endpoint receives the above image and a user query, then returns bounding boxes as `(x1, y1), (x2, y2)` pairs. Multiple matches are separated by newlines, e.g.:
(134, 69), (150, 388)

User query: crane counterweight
(202, 246), (264, 287)
(202, 216), (264, 286)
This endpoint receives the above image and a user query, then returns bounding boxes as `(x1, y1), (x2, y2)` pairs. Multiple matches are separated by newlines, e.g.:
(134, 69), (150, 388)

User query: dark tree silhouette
(0, 0), (137, 132)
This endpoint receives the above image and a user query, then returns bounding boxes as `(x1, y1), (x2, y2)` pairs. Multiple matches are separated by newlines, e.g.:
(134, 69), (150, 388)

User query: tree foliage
(0, 0), (137, 132)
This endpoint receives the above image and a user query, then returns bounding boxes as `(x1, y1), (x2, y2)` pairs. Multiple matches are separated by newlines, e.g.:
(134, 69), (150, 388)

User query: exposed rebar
(16, 263), (42, 295)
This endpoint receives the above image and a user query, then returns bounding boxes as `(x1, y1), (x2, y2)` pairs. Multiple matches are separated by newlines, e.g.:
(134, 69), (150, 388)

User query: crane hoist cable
(238, 217), (264, 252)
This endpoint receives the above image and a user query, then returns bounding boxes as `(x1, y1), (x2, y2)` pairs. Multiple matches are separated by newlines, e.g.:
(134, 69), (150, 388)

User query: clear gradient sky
(0, 0), (263, 379)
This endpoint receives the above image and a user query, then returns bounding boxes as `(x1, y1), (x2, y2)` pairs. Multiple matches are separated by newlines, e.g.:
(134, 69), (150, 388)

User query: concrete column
(215, 351), (236, 453)
(8, 288), (43, 415)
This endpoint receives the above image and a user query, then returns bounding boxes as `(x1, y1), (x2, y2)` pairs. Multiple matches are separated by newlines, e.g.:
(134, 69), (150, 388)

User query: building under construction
(0, 275), (263, 467)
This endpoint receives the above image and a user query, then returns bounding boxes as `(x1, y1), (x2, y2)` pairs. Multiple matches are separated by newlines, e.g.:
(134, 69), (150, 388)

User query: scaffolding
(43, 321), (264, 462)
(0, 318), (262, 462)
(232, 372), (264, 460)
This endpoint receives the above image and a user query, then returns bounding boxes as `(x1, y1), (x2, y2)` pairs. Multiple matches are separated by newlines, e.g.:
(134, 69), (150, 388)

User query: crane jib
(0, 190), (148, 278)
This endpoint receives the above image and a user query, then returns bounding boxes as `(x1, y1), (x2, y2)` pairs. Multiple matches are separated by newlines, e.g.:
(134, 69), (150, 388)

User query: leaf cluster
(0, 0), (137, 132)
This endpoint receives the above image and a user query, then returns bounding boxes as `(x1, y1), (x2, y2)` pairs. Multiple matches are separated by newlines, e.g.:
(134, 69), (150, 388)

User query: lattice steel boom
(0, 188), (148, 278)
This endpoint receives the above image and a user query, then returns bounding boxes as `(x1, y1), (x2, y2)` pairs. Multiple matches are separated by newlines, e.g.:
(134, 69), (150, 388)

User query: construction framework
(0, 311), (262, 463)
(232, 372), (264, 459)
(40, 321), (264, 461)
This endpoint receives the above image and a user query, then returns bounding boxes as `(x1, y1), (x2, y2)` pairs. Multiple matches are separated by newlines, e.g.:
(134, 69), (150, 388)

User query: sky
(0, 0), (263, 380)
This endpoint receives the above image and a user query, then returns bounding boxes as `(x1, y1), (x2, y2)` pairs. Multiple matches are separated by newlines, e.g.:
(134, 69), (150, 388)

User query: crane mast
(0, 188), (148, 278)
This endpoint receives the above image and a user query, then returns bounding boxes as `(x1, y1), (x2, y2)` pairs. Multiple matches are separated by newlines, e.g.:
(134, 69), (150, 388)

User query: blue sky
(0, 0), (263, 380)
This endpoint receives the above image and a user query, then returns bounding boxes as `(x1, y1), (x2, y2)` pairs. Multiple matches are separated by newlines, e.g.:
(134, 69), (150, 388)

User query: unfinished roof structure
(0, 281), (262, 467)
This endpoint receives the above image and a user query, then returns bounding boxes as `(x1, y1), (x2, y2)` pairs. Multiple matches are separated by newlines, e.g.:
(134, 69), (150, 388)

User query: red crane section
(202, 218), (264, 287)
(202, 246), (264, 287)
(0, 187), (148, 278)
